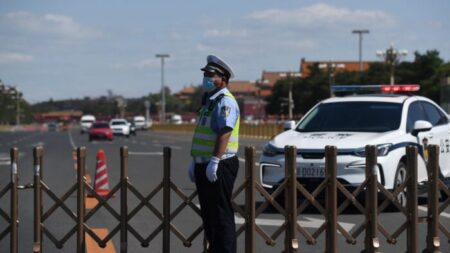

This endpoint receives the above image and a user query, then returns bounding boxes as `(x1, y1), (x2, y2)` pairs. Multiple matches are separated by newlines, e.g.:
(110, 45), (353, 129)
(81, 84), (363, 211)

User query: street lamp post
(156, 54), (170, 123)
(352, 30), (369, 72)
(280, 72), (301, 120)
(376, 45), (407, 85)
(319, 62), (344, 97)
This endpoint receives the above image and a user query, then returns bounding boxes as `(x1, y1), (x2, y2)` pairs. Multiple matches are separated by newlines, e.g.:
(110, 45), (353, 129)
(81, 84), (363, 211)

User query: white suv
(109, 119), (131, 137)
(260, 88), (450, 205)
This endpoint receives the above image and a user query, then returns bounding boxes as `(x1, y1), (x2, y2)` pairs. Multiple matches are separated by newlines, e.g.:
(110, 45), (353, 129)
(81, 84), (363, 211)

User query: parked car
(133, 116), (146, 130)
(259, 85), (450, 206)
(89, 122), (113, 141)
(129, 121), (137, 136)
(80, 115), (96, 134)
(47, 122), (59, 132)
(109, 118), (130, 137)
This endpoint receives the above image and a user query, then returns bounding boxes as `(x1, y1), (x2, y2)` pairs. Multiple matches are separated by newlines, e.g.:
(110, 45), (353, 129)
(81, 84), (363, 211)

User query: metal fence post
(364, 145), (380, 253)
(120, 146), (129, 253)
(10, 148), (19, 253)
(77, 147), (86, 253)
(163, 147), (171, 253)
(406, 146), (418, 253)
(325, 146), (337, 253)
(245, 146), (256, 253)
(33, 146), (43, 253)
(426, 145), (441, 253)
(285, 146), (298, 253)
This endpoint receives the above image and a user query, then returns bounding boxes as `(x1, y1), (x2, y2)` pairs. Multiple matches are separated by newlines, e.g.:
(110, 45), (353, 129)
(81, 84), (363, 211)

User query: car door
(406, 101), (429, 181)
(421, 101), (450, 177)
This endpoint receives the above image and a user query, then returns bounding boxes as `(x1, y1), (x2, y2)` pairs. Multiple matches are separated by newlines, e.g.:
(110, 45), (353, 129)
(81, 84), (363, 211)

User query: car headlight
(262, 143), (281, 157)
(354, 143), (392, 157)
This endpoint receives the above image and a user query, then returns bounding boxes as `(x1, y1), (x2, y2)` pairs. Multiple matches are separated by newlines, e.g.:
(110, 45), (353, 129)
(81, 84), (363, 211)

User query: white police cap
(201, 55), (234, 79)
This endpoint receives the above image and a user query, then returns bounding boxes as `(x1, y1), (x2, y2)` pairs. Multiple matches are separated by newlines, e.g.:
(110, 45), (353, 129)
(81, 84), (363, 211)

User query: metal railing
(1, 144), (449, 252)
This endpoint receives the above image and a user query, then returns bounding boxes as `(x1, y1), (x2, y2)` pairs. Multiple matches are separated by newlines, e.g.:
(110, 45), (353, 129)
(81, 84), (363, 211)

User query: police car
(260, 85), (450, 205)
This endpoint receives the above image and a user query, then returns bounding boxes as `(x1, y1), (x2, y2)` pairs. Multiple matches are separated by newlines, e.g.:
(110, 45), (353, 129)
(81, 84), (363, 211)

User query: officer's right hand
(188, 160), (195, 182)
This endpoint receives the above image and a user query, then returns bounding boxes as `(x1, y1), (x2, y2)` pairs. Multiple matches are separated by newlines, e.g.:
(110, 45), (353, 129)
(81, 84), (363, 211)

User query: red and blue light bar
(331, 84), (420, 93)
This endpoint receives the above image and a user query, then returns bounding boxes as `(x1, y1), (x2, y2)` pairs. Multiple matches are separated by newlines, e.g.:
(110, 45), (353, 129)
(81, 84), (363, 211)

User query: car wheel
(439, 172), (449, 202)
(394, 161), (407, 208)
(89, 137), (92, 142)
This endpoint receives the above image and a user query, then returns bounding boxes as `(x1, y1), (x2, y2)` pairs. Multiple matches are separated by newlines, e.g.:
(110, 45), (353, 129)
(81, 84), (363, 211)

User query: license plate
(297, 167), (325, 178)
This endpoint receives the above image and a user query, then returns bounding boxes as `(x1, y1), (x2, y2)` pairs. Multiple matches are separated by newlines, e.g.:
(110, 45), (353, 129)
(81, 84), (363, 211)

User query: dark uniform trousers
(194, 156), (239, 253)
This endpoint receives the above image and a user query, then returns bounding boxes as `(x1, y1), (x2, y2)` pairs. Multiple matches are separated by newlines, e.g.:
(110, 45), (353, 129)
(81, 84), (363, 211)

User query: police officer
(188, 55), (240, 253)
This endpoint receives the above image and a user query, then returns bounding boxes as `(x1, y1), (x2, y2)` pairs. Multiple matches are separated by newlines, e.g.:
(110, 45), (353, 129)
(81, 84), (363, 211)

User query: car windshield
(92, 123), (109, 129)
(111, 121), (125, 125)
(81, 120), (94, 124)
(296, 101), (402, 132)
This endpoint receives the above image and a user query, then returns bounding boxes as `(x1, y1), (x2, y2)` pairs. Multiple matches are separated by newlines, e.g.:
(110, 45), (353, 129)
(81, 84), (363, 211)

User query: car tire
(394, 161), (408, 208)
(89, 137), (92, 142)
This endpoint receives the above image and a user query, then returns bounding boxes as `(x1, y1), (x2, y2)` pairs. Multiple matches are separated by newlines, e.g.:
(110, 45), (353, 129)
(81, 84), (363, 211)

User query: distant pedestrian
(187, 55), (240, 253)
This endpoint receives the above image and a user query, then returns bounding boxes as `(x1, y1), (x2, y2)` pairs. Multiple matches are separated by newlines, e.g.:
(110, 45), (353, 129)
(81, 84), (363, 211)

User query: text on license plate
(297, 167), (325, 178)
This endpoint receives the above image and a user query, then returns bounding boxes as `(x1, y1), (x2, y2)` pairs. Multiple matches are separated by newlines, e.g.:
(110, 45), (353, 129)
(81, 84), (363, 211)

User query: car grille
(300, 152), (325, 159)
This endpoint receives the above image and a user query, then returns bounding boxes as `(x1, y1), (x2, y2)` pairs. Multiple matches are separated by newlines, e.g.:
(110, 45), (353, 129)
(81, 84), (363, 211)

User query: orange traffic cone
(93, 149), (110, 197)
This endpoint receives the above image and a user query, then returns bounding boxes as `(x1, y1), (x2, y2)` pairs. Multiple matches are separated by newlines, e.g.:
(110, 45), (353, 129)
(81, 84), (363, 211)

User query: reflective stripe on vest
(191, 92), (240, 157)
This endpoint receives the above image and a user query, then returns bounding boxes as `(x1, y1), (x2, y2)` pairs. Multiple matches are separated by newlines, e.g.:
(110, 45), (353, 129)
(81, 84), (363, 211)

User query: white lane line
(68, 129), (77, 149)
(238, 157), (260, 166)
(418, 206), (450, 219)
(192, 204), (354, 229)
(129, 151), (163, 156)
(235, 216), (355, 230)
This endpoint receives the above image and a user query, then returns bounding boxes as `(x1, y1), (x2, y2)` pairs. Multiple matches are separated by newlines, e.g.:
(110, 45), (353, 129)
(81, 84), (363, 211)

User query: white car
(260, 85), (450, 205)
(109, 119), (131, 137)
(133, 116), (147, 130)
(80, 115), (96, 133)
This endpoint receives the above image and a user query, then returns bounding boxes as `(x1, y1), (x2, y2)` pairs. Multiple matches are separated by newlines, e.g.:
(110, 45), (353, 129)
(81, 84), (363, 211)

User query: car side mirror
(411, 120), (432, 137)
(283, 120), (296, 131)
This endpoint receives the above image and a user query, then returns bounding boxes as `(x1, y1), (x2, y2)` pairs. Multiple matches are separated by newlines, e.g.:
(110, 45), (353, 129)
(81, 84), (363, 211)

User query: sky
(0, 0), (449, 103)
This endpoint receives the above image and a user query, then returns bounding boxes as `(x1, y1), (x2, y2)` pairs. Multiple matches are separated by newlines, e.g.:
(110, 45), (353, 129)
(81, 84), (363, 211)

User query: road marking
(238, 157), (260, 166)
(193, 204), (354, 230)
(234, 216), (355, 230)
(85, 228), (116, 253)
(68, 129), (77, 149)
(418, 206), (450, 219)
(29, 142), (45, 147)
(129, 151), (163, 156)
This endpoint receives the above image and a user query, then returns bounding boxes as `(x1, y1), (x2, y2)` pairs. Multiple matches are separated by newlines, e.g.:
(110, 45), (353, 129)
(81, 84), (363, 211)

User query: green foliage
(266, 50), (450, 117)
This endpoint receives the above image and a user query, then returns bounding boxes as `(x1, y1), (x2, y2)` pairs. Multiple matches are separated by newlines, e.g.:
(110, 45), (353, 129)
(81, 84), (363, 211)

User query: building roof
(228, 81), (258, 94)
(260, 71), (301, 87)
(177, 85), (197, 95)
(300, 58), (378, 77)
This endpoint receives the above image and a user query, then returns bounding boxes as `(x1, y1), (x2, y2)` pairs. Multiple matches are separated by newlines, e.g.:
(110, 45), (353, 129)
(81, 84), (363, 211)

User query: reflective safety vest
(190, 92), (240, 157)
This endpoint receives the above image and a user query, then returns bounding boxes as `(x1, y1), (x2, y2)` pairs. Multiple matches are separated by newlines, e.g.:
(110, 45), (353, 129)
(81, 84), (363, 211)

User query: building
(258, 71), (301, 97)
(299, 58), (374, 78)
(34, 111), (83, 123)
(175, 85), (197, 103)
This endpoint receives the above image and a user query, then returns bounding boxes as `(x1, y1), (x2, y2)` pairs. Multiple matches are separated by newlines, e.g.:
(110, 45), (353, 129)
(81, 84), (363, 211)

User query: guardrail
(0, 144), (449, 252)
(151, 123), (284, 139)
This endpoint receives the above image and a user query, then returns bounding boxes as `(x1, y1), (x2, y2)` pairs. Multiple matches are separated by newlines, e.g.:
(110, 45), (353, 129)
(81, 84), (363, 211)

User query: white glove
(206, 156), (220, 182)
(188, 160), (195, 182)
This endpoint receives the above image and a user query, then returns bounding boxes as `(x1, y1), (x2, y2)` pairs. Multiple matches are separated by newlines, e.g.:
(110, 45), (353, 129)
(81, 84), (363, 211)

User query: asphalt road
(0, 128), (449, 253)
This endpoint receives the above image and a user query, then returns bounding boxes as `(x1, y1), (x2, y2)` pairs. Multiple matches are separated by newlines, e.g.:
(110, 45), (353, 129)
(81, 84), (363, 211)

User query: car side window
(406, 101), (427, 133)
(422, 101), (449, 126)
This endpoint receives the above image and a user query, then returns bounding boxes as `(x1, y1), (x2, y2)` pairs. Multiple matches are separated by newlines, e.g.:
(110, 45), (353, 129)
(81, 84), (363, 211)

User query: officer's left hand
(206, 156), (220, 182)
